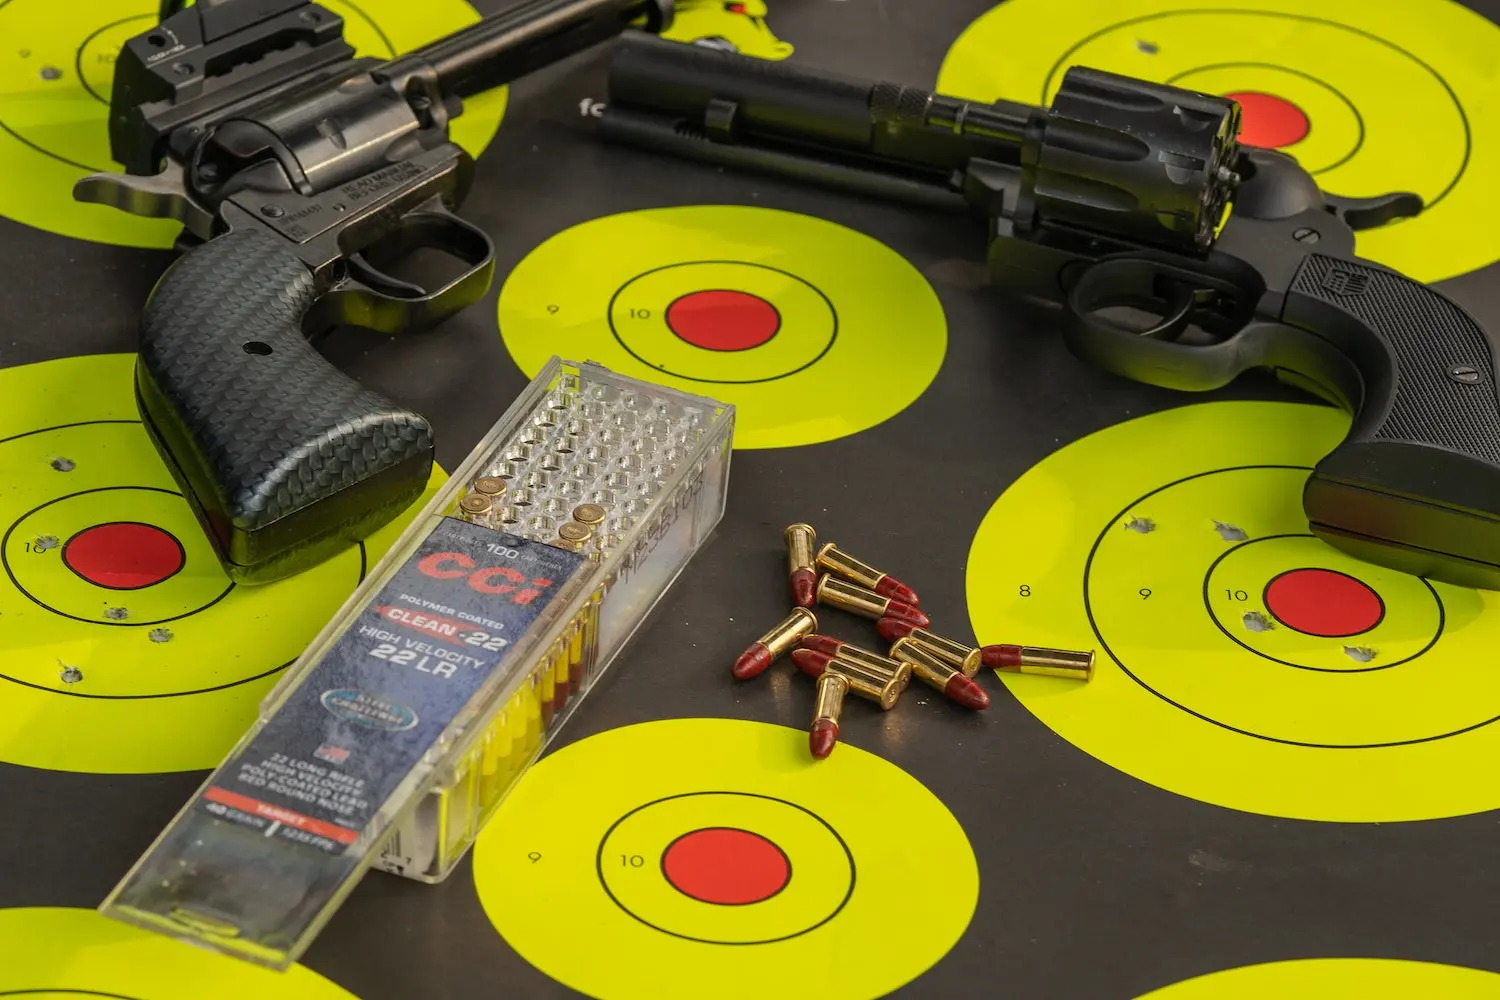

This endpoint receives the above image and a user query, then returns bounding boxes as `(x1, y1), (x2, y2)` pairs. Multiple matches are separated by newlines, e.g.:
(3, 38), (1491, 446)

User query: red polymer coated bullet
(815, 575), (929, 628)
(981, 643), (1095, 681)
(943, 673), (989, 710)
(876, 616), (917, 643)
(786, 523), (818, 608)
(791, 647), (832, 678)
(815, 542), (920, 606)
(888, 637), (990, 710)
(809, 671), (848, 760)
(799, 634), (909, 675)
(879, 600), (929, 630)
(732, 607), (818, 680)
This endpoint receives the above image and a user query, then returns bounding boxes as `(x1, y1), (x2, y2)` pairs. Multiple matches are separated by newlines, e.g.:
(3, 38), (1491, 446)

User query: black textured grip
(137, 228), (434, 584)
(1293, 254), (1500, 459)
(1285, 253), (1500, 588)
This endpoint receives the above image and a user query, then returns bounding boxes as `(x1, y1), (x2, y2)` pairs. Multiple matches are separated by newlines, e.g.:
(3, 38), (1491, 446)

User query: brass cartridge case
(815, 542), (883, 589)
(572, 503), (608, 526)
(813, 670), (848, 722)
(816, 575), (889, 619)
(826, 655), (910, 710)
(785, 523), (816, 573)
(986, 644), (1094, 681)
(889, 636), (960, 692)
(907, 628), (983, 678)
(759, 607), (818, 659)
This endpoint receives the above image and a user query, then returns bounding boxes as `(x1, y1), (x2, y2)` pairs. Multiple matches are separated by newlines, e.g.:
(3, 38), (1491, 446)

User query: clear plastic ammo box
(100, 358), (734, 969)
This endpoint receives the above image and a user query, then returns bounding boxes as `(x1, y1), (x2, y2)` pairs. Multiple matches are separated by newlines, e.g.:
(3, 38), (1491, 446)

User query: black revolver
(597, 31), (1500, 591)
(76, 0), (672, 584)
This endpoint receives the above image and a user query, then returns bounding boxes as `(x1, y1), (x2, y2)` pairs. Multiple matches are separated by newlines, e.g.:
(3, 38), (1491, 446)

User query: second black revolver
(597, 31), (1500, 591)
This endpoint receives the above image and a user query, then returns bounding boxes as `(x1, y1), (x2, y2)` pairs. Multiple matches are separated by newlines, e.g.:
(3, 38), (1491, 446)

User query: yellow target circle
(936, 0), (1500, 283)
(967, 400), (1500, 822)
(497, 207), (948, 450)
(0, 354), (444, 774)
(0, 0), (507, 247)
(1136, 958), (1500, 998)
(473, 718), (977, 999)
(0, 906), (358, 998)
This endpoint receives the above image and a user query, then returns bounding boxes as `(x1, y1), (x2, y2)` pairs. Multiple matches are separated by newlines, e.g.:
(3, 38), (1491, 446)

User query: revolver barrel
(404, 0), (674, 99)
(603, 31), (1241, 255)
(605, 31), (1028, 180)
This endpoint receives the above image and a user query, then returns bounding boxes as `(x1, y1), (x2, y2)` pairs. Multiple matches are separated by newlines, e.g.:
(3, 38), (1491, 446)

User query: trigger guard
(1065, 260), (1197, 342)
(322, 210), (496, 335)
(351, 209), (494, 293)
(1061, 264), (1267, 393)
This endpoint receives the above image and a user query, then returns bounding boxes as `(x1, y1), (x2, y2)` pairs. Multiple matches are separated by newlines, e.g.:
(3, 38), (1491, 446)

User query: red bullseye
(1227, 91), (1311, 149)
(62, 521), (186, 590)
(1264, 568), (1384, 638)
(665, 290), (781, 351)
(661, 826), (791, 905)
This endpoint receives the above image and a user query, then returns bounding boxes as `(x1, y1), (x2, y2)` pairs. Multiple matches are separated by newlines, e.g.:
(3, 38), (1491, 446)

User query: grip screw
(1293, 228), (1320, 243)
(1448, 365), (1481, 385)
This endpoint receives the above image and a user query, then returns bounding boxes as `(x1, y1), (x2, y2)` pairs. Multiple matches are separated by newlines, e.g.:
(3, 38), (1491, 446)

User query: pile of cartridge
(732, 524), (1095, 759)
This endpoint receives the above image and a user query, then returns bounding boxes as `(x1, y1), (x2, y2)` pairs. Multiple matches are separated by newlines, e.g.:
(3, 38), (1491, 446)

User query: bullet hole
(1124, 516), (1156, 534)
(105, 607), (130, 620)
(1242, 611), (1275, 632)
(150, 628), (174, 643)
(59, 663), (83, 684)
(34, 535), (59, 551)
(1214, 521), (1247, 542)
(1344, 645), (1378, 663)
(50, 457), (75, 471)
(1136, 39), (1159, 54)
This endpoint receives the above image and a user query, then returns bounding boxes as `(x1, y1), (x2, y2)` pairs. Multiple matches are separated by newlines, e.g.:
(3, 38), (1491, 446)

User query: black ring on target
(595, 790), (855, 945)
(3, 487), (235, 625)
(1201, 534), (1438, 673)
(0, 0), (397, 172)
(0, 992), (144, 998)
(1039, 10), (1470, 210)
(0, 421), (371, 700)
(606, 261), (838, 384)
(1082, 464), (1496, 749)
(1162, 61), (1366, 175)
(77, 15), (151, 107)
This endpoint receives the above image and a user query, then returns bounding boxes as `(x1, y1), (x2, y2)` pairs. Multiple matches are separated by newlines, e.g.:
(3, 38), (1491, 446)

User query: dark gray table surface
(3, 0), (1500, 996)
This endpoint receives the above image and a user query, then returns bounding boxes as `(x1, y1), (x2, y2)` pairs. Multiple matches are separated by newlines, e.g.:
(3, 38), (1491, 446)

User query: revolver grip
(1285, 254), (1500, 589)
(137, 228), (434, 584)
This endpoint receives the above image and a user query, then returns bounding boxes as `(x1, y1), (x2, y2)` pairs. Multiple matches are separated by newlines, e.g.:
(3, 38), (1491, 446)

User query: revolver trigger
(346, 253), (428, 299)
(1321, 190), (1424, 231)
